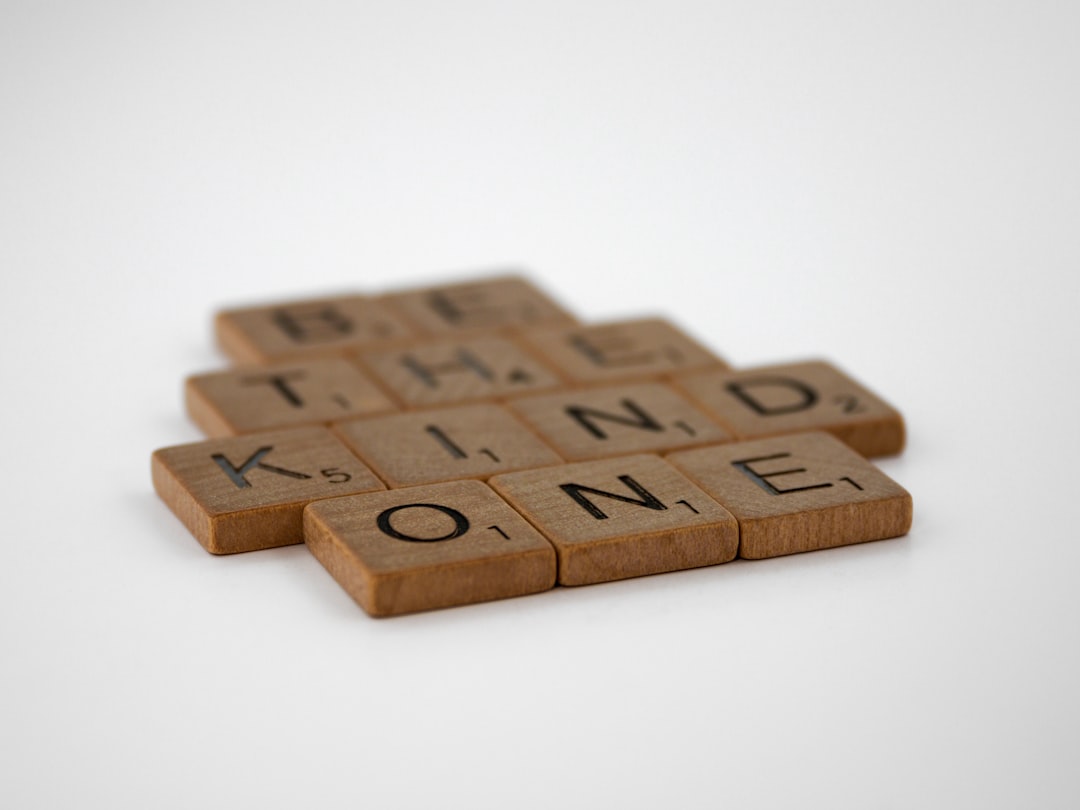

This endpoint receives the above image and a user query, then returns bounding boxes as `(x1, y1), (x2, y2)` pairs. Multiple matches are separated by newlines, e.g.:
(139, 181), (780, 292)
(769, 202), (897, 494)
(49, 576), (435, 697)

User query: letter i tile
(303, 481), (557, 616)
(151, 426), (385, 554)
(332, 404), (563, 487)
(675, 360), (906, 457)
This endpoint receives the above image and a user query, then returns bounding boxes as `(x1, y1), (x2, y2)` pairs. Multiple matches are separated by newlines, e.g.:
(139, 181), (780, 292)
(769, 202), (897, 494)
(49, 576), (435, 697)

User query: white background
(2, 2), (1078, 807)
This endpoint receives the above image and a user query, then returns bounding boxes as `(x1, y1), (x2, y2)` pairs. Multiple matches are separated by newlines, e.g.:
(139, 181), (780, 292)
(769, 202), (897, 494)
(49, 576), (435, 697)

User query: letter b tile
(215, 294), (414, 364)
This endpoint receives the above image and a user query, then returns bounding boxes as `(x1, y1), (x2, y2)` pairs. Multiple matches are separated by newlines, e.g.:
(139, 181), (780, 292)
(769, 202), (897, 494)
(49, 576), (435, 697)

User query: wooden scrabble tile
(356, 335), (565, 408)
(332, 404), (564, 488)
(675, 360), (905, 457)
(215, 293), (415, 364)
(151, 426), (385, 554)
(506, 382), (733, 461)
(519, 317), (728, 384)
(382, 275), (577, 336)
(304, 480), (557, 616)
(667, 432), (911, 559)
(489, 454), (738, 586)
(185, 358), (398, 437)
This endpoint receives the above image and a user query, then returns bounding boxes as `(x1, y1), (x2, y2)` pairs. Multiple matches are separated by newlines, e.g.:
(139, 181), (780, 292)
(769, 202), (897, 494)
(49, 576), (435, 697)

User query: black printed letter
(726, 377), (818, 416)
(272, 306), (353, 342)
(565, 399), (664, 440)
(376, 503), (471, 542)
(211, 446), (312, 489)
(732, 453), (832, 495)
(241, 372), (307, 407)
(559, 475), (667, 520)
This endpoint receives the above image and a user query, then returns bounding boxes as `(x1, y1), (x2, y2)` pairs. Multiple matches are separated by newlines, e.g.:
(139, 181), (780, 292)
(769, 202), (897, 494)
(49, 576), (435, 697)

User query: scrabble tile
(667, 432), (911, 559)
(332, 404), (564, 488)
(185, 358), (398, 437)
(304, 480), (557, 616)
(151, 426), (385, 554)
(382, 275), (577, 336)
(507, 382), (733, 461)
(356, 335), (565, 408)
(519, 317), (728, 384)
(215, 293), (414, 364)
(675, 360), (905, 457)
(489, 454), (738, 586)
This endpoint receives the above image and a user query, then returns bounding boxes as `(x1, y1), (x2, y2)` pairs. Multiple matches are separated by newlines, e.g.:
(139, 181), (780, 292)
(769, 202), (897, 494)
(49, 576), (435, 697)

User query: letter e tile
(667, 432), (912, 559)
(519, 318), (728, 384)
(303, 481), (556, 616)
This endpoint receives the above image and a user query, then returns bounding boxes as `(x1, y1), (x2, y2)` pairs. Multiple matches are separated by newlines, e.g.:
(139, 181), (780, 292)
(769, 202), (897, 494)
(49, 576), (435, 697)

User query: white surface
(2, 2), (1078, 807)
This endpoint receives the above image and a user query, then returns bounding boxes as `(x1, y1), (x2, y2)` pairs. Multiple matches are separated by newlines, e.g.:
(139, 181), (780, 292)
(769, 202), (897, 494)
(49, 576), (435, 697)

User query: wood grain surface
(333, 403), (564, 487)
(381, 274), (577, 336)
(151, 426), (385, 554)
(675, 360), (905, 457)
(490, 454), (738, 586)
(215, 293), (415, 364)
(519, 317), (727, 384)
(355, 335), (565, 408)
(186, 358), (398, 437)
(304, 480), (556, 616)
(166, 282), (913, 603)
(507, 381), (733, 461)
(667, 431), (912, 559)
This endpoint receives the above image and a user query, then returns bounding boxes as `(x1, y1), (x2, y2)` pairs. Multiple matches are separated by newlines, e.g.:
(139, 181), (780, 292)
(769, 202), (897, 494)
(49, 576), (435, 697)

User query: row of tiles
(209, 316), (729, 409)
(217, 275), (585, 364)
(154, 429), (911, 616)
(187, 358), (905, 461)
(203, 278), (904, 461)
